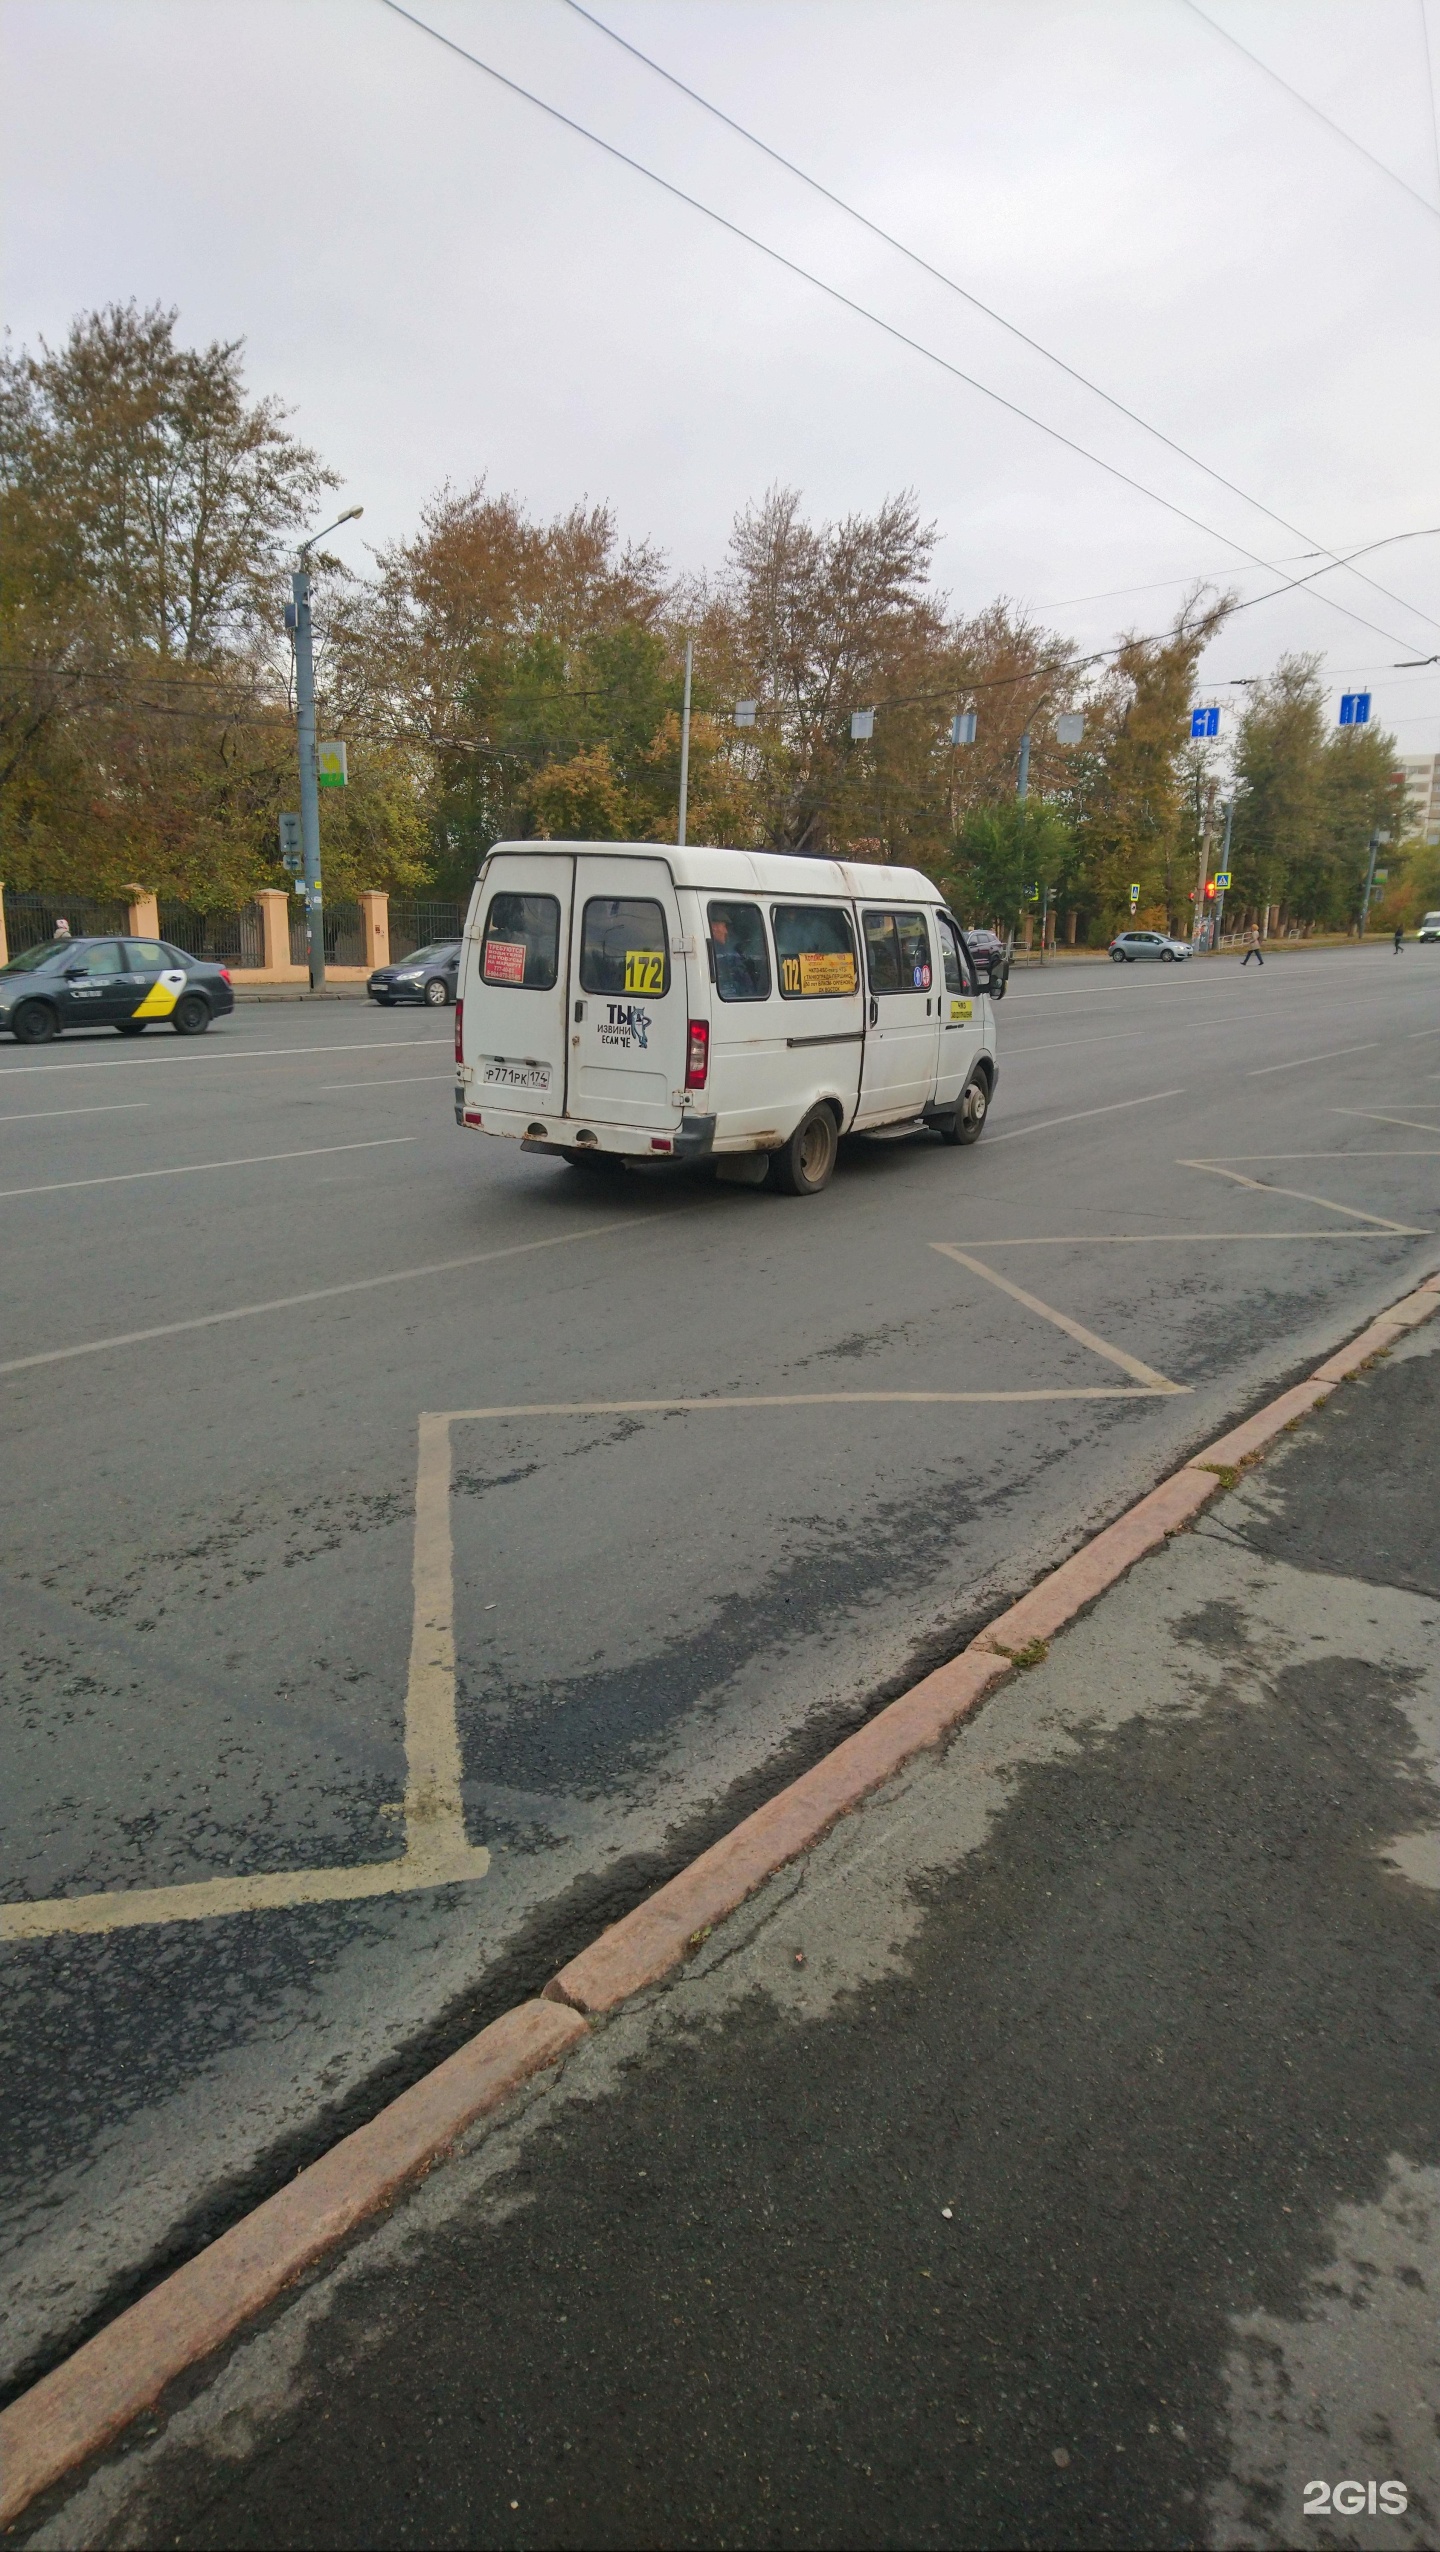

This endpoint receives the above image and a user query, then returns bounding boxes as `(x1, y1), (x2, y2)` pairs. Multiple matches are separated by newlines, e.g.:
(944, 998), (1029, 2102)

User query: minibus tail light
(454, 997), (464, 1065)
(685, 1019), (709, 1088)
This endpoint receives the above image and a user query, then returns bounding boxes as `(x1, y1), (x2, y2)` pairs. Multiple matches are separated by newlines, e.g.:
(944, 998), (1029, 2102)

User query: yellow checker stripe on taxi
(132, 970), (188, 1018)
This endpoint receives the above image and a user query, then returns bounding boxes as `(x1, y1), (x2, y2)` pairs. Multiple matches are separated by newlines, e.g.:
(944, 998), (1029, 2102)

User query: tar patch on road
(112, 1641), (1440, 2550)
(1229, 1333), (1440, 1602)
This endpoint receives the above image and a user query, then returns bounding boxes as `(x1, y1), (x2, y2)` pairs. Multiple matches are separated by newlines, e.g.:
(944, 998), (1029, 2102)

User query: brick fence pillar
(360, 890), (389, 969)
(256, 889), (291, 972)
(124, 888), (160, 939)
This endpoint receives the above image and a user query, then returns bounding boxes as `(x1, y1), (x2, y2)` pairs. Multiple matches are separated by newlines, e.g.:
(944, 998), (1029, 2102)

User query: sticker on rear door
(482, 1058), (552, 1092)
(483, 940), (528, 984)
(623, 950), (665, 994)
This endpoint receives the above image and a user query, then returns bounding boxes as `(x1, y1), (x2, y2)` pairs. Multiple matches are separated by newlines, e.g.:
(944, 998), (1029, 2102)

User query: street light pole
(290, 507), (363, 992)
(677, 638), (694, 847)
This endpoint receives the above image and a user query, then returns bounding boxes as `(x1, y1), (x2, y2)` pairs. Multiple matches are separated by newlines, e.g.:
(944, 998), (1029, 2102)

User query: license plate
(481, 1059), (553, 1094)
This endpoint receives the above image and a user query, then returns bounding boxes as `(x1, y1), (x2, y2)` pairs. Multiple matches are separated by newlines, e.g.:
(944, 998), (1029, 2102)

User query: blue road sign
(1339, 692), (1371, 727)
(1190, 705), (1220, 739)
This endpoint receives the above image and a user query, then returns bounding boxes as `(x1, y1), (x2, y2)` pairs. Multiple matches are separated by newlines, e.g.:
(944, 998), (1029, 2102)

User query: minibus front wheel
(770, 1104), (839, 1196)
(940, 1072), (989, 1146)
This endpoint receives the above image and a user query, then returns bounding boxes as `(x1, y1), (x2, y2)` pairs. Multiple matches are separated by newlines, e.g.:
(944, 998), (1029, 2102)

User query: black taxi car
(0, 937), (236, 1044)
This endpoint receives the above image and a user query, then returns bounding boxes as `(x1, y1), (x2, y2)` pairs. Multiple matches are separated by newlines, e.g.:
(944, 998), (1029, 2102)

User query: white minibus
(454, 842), (1001, 1197)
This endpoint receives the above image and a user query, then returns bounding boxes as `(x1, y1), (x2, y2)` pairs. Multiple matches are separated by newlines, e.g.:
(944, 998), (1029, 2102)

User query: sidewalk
(18, 1321), (1440, 2550)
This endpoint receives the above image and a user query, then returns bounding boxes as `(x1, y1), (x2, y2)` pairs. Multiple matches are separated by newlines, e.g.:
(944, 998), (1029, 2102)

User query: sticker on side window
(484, 940), (528, 984)
(783, 951), (856, 996)
(623, 949), (665, 994)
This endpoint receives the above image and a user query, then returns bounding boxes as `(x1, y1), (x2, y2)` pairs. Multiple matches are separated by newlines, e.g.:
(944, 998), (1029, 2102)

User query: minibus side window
(863, 909), (933, 994)
(707, 901), (770, 1002)
(937, 915), (973, 993)
(771, 904), (858, 999)
(481, 893), (560, 989)
(579, 898), (671, 997)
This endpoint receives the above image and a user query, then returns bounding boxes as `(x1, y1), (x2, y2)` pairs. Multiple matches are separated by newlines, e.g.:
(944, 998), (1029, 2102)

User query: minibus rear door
(569, 858), (687, 1130)
(471, 853), (572, 1115)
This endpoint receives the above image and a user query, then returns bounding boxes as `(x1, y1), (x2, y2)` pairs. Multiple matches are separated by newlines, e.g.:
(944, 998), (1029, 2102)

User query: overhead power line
(1178, 0), (1440, 220)
(376, 0), (1428, 657)
(563, 0), (1440, 640)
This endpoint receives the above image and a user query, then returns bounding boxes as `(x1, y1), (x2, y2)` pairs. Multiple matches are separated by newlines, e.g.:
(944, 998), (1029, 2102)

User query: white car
(1108, 930), (1192, 963)
(1418, 911), (1440, 942)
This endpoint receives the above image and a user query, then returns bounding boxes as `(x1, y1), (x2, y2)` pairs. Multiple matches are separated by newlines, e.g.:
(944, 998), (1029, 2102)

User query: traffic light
(1204, 879), (1217, 900)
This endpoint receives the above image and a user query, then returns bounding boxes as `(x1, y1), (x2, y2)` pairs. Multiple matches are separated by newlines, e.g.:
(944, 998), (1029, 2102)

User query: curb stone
(3, 1270), (1438, 2529)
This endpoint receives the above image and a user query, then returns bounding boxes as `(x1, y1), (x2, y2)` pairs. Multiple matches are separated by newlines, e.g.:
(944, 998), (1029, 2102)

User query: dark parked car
(960, 927), (1010, 997)
(0, 937), (234, 1044)
(367, 941), (462, 1007)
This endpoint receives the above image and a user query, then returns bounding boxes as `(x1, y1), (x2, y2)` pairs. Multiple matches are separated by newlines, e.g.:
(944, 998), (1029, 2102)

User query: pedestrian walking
(1241, 922), (1264, 966)
(1394, 924), (1405, 953)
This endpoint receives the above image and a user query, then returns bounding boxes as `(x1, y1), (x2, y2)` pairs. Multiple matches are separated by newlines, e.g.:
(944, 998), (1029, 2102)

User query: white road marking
(1244, 1044), (1380, 1075)
(1181, 1159), (1420, 1232)
(930, 1243), (1183, 1388)
(986, 1090), (1186, 1142)
(0, 1137), (414, 1202)
(0, 1212), (662, 1376)
(935, 1231), (1430, 1243)
(316, 1073), (456, 1091)
(0, 1103), (150, 1124)
(1188, 1151), (1440, 1161)
(1333, 1108), (1440, 1135)
(0, 1037), (450, 1076)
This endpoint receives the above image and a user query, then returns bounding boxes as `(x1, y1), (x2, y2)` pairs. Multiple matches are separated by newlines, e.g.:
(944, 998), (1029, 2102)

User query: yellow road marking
(1181, 1158), (1420, 1231)
(1332, 1108), (1440, 1136)
(930, 1243), (1184, 1389)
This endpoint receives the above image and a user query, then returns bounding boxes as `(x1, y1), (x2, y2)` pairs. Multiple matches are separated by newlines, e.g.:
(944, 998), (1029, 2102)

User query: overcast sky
(4, 0), (1439, 757)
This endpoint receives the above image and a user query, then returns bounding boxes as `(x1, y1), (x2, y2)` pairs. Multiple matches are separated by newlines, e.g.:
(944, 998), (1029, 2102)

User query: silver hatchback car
(1109, 930), (1191, 963)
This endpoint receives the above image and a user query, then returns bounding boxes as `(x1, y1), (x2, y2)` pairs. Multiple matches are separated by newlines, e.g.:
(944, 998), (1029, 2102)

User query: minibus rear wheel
(770, 1104), (838, 1196)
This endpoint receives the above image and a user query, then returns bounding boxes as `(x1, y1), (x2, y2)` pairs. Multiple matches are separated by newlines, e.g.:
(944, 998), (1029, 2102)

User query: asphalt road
(3, 945), (1438, 2405)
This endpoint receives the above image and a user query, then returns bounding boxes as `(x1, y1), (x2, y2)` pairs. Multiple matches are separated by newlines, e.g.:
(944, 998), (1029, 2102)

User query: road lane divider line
(0, 1037), (452, 1075)
(316, 1073), (457, 1090)
(985, 1088), (1186, 1143)
(1185, 1150), (1440, 1161)
(0, 1137), (415, 1202)
(1243, 1042), (1380, 1074)
(1179, 1158), (1420, 1231)
(0, 1103), (151, 1124)
(930, 1242), (1184, 1389)
(6, 1273), (1440, 2524)
(1333, 1107), (1440, 1135)
(0, 1212), (661, 1378)
(923, 1230), (1430, 1243)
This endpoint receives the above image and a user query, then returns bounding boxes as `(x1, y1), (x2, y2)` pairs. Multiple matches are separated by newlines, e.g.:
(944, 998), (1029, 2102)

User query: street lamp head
(298, 506), (365, 561)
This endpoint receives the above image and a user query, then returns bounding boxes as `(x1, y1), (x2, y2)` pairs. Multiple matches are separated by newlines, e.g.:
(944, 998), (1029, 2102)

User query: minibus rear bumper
(457, 1104), (717, 1164)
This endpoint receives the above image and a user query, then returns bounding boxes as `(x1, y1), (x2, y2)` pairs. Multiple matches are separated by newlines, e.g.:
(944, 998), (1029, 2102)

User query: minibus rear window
(707, 901), (771, 1002)
(481, 893), (560, 989)
(579, 898), (671, 997)
(771, 904), (858, 1000)
(863, 910), (933, 995)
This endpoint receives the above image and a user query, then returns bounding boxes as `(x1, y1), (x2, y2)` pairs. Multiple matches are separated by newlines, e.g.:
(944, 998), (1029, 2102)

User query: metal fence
(389, 899), (465, 960)
(158, 904), (266, 970)
(3, 890), (131, 954)
(289, 900), (364, 968)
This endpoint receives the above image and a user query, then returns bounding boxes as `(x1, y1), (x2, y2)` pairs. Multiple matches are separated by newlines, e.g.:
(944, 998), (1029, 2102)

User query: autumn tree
(1229, 657), (1400, 930)
(1070, 589), (1232, 936)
